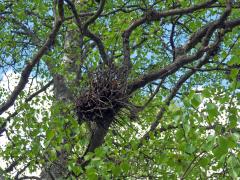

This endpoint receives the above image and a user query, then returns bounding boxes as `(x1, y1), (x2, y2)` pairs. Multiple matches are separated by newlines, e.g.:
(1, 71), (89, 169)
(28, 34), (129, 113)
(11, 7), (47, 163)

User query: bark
(39, 1), (236, 178)
(39, 20), (110, 179)
(1, 0), (237, 178)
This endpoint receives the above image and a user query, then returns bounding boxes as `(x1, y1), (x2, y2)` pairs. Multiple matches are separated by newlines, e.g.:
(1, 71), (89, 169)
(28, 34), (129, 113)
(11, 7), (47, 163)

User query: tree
(0, 0), (240, 179)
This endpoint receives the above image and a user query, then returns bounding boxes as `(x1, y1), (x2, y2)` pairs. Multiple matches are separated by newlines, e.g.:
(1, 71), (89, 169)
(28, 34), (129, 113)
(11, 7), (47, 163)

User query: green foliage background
(0, 0), (240, 179)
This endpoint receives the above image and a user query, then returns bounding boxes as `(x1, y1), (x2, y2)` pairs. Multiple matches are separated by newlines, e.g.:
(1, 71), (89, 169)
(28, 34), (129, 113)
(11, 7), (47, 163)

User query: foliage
(0, 0), (240, 179)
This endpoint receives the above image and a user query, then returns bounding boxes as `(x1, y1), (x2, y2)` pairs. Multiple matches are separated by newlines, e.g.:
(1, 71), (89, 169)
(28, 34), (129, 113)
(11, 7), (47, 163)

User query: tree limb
(0, 0), (64, 115)
(0, 80), (53, 136)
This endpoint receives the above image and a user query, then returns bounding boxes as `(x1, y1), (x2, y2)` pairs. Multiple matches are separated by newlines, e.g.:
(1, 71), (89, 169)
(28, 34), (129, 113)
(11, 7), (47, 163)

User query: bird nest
(75, 67), (129, 127)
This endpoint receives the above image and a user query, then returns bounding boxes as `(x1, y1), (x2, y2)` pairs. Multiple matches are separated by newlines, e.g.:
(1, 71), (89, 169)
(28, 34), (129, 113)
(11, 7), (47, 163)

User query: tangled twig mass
(75, 66), (129, 127)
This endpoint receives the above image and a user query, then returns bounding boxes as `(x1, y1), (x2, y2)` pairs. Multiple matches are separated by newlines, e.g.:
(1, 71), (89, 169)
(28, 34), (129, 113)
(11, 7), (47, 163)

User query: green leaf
(49, 149), (57, 161)
(46, 129), (55, 140)
(191, 94), (202, 108)
(229, 115), (238, 128)
(226, 135), (237, 148)
(112, 166), (121, 176)
(84, 152), (94, 161)
(185, 143), (196, 154)
(213, 137), (229, 159)
(86, 167), (98, 180)
(228, 55), (240, 66)
(230, 69), (239, 79)
(199, 157), (210, 167)
(206, 103), (218, 121)
(95, 147), (107, 157)
(121, 161), (130, 172)
(72, 166), (81, 176)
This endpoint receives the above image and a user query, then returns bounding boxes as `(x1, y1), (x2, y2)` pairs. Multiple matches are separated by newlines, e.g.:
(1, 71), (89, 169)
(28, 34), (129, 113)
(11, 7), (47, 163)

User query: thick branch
(83, 0), (106, 30)
(0, 80), (53, 136)
(139, 27), (226, 144)
(84, 29), (109, 65)
(0, 1), (64, 115)
(128, 17), (240, 93)
(121, 0), (217, 76)
(65, 0), (109, 65)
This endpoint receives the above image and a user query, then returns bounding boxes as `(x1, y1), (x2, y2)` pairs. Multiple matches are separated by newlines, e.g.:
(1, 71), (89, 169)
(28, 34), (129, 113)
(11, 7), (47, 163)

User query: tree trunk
(40, 22), (112, 177)
(40, 28), (80, 179)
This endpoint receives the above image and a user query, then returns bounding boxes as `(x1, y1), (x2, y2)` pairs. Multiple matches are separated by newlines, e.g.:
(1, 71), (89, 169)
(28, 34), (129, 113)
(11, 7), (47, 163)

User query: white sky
(0, 70), (52, 177)
(0, 70), (239, 178)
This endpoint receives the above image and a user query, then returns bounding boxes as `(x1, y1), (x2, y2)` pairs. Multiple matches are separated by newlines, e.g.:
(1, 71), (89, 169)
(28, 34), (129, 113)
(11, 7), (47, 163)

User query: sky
(0, 70), (52, 177)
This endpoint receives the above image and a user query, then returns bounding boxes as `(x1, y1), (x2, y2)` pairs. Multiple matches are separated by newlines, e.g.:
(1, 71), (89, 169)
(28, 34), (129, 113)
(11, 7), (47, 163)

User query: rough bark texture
(1, 0), (240, 179)
(40, 27), (79, 179)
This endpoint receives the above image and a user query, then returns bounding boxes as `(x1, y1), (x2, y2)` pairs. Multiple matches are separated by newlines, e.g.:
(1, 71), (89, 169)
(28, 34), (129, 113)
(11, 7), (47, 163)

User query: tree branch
(83, 0), (106, 30)
(139, 44), (222, 144)
(128, 16), (240, 93)
(65, 0), (109, 65)
(0, 80), (53, 136)
(0, 0), (64, 115)
(121, 0), (217, 77)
